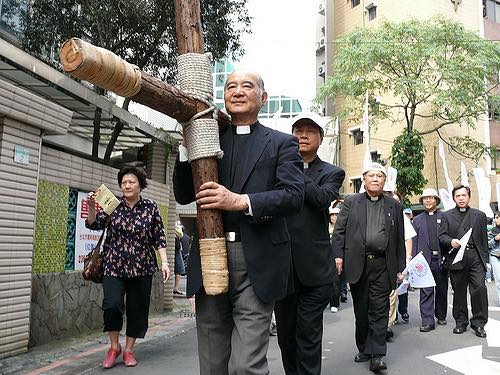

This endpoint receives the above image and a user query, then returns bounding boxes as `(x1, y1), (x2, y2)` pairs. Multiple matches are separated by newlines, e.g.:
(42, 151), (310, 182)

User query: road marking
(427, 345), (500, 375)
(486, 318), (500, 348)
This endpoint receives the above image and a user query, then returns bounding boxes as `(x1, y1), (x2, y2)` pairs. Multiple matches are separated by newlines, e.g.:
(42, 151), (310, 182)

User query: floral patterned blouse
(85, 196), (166, 278)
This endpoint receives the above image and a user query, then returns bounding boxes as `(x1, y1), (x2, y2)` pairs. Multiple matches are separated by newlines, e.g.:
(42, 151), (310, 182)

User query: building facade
(317, 0), (500, 207)
(0, 2), (179, 359)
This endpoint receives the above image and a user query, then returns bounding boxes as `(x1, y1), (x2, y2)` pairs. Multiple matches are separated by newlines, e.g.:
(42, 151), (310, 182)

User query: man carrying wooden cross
(173, 71), (304, 375)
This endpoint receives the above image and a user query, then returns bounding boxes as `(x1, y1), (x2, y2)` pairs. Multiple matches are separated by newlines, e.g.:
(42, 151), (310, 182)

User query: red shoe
(103, 345), (121, 369)
(123, 351), (138, 367)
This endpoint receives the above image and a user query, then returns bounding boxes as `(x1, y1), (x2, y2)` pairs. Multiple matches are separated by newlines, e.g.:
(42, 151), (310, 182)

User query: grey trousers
(195, 242), (274, 375)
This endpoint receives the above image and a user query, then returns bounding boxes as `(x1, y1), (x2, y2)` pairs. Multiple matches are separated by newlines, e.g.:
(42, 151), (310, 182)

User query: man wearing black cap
(439, 185), (488, 338)
(275, 113), (345, 375)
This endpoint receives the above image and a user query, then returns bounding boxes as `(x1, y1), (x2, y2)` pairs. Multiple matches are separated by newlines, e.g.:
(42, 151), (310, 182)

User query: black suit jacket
(438, 207), (488, 271)
(412, 210), (446, 268)
(332, 193), (405, 290)
(286, 158), (345, 287)
(173, 122), (305, 303)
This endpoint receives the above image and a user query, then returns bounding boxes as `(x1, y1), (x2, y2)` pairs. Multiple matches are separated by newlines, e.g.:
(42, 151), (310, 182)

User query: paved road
(3, 283), (500, 375)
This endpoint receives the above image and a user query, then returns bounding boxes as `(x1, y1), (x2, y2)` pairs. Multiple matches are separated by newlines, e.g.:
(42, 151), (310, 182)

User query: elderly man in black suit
(411, 188), (448, 332)
(439, 185), (489, 338)
(274, 114), (345, 375)
(173, 71), (305, 375)
(332, 163), (405, 373)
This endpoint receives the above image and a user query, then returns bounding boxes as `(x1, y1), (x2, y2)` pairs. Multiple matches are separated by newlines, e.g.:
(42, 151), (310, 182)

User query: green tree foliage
(317, 17), (500, 197)
(21, 0), (251, 82)
(20, 0), (250, 161)
(391, 130), (426, 203)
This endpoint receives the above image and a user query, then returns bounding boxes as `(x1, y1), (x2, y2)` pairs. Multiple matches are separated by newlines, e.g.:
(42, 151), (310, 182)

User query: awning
(0, 38), (180, 152)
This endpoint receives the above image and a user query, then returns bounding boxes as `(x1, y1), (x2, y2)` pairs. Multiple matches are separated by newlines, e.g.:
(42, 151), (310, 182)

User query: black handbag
(82, 219), (109, 283)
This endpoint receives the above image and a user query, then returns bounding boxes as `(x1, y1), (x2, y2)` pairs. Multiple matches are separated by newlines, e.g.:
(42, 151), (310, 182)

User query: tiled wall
(32, 181), (69, 274)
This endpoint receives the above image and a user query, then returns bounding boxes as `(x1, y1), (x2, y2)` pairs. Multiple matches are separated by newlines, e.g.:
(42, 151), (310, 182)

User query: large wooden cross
(60, 0), (227, 292)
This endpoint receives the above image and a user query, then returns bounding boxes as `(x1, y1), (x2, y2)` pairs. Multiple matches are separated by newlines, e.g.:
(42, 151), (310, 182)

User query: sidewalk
(0, 297), (196, 375)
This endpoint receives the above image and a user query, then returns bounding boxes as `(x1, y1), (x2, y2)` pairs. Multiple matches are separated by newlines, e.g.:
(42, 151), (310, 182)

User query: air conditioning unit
(318, 63), (326, 76)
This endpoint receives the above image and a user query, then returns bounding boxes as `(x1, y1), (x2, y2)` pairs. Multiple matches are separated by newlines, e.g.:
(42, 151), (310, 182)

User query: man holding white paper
(439, 185), (489, 338)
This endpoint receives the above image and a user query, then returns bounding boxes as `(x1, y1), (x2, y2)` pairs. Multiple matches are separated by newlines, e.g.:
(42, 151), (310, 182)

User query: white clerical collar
(428, 211), (434, 216)
(459, 207), (467, 212)
(303, 162), (309, 169)
(236, 125), (251, 135)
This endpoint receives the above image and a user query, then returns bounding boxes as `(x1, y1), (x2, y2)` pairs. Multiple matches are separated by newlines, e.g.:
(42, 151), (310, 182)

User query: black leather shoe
(386, 327), (394, 341)
(420, 324), (435, 332)
(437, 319), (447, 325)
(453, 326), (467, 334)
(370, 356), (387, 372)
(471, 325), (487, 338)
(340, 294), (348, 303)
(354, 352), (372, 362)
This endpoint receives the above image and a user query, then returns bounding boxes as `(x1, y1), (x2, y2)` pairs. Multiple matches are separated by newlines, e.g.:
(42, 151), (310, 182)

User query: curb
(0, 298), (195, 375)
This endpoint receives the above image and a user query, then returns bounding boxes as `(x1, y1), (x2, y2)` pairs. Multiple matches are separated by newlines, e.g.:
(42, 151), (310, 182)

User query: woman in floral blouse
(86, 166), (169, 369)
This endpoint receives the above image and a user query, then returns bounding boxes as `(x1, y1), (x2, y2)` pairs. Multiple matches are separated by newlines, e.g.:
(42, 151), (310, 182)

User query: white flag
(363, 91), (371, 169)
(438, 140), (454, 194)
(402, 252), (436, 288)
(387, 167), (397, 193)
(396, 278), (410, 295)
(460, 161), (469, 187)
(452, 228), (473, 265)
(439, 188), (455, 211)
(473, 167), (494, 218)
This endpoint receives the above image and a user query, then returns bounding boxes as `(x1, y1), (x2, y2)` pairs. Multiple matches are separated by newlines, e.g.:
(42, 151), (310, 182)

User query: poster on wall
(74, 191), (103, 270)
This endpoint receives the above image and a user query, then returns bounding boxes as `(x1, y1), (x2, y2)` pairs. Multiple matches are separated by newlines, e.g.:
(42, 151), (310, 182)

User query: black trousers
(449, 249), (488, 329)
(329, 269), (347, 308)
(419, 256), (448, 326)
(275, 280), (332, 375)
(350, 257), (391, 356)
(102, 275), (153, 338)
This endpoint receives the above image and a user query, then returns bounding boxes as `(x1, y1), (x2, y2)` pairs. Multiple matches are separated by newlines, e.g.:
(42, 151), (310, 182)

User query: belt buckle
(432, 251), (439, 256)
(367, 254), (375, 260)
(225, 232), (237, 242)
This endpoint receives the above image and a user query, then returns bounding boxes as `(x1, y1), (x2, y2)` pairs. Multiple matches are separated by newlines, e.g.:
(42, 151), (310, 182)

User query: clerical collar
(232, 122), (258, 135)
(365, 192), (382, 201)
(303, 156), (319, 170)
(428, 211), (434, 216)
(458, 207), (468, 212)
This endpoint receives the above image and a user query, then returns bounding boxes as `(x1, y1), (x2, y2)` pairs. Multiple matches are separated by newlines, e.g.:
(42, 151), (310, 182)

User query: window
(492, 147), (500, 171)
(352, 178), (362, 193)
(352, 0), (360, 7)
(489, 100), (500, 121)
(485, 0), (500, 23)
(368, 6), (377, 21)
(292, 100), (302, 113)
(352, 129), (364, 146)
(282, 99), (291, 114)
(268, 99), (278, 114)
(370, 151), (381, 163)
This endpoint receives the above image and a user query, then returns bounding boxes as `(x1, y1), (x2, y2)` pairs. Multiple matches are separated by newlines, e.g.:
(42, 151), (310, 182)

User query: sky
(234, 0), (317, 111)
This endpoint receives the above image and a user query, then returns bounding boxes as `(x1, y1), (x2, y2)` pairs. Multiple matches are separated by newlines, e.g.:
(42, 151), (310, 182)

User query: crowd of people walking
(84, 69), (496, 374)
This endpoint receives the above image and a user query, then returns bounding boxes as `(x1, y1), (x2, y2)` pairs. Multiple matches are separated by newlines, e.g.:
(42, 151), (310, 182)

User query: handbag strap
(91, 217), (111, 262)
